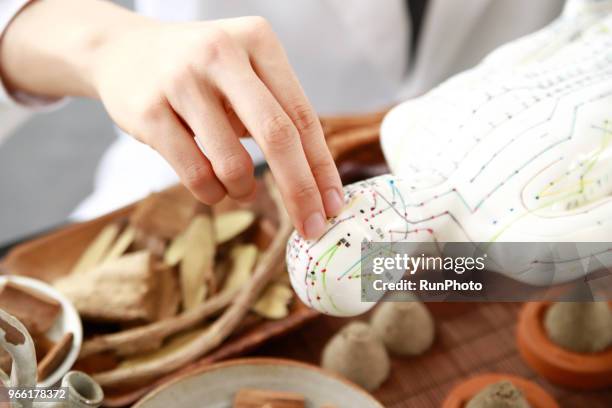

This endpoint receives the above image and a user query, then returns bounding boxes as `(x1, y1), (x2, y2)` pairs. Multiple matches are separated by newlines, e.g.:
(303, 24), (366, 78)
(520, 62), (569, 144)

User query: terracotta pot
(441, 373), (558, 408)
(517, 301), (612, 390)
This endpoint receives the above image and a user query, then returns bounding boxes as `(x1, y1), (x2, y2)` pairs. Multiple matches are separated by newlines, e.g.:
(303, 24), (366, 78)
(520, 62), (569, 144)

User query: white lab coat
(0, 0), (565, 219)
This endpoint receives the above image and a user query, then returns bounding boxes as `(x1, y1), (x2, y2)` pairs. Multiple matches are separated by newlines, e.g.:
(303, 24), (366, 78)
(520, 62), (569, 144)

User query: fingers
(224, 17), (344, 217)
(225, 103), (248, 137)
(143, 19), (343, 239)
(142, 102), (226, 205)
(252, 59), (344, 217)
(165, 74), (256, 201)
(239, 21), (344, 217)
(210, 53), (328, 239)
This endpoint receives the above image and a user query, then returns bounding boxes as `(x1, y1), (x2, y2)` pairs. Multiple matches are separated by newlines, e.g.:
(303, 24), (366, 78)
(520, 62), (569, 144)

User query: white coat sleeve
(0, 0), (67, 145)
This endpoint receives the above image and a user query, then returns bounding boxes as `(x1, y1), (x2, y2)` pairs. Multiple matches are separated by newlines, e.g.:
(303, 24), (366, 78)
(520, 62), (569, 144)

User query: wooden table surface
(253, 302), (612, 408)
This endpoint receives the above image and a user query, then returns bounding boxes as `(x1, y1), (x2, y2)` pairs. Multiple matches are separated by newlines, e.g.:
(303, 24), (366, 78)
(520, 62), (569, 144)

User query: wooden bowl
(517, 301), (612, 390)
(441, 373), (559, 408)
(134, 357), (384, 408)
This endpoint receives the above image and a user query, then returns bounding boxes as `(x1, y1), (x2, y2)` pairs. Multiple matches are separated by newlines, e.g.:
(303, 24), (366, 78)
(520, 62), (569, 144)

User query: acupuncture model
(286, 0), (612, 316)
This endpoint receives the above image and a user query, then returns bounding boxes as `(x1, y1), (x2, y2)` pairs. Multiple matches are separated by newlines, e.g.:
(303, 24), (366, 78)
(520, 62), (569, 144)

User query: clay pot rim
(441, 373), (559, 408)
(517, 301), (612, 373)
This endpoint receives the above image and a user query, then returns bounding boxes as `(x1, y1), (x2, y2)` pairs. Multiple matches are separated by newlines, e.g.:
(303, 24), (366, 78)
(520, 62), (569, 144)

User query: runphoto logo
(372, 253), (487, 275)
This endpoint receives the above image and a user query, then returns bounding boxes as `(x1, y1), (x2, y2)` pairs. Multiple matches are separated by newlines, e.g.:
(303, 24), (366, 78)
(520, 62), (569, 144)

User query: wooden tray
(0, 180), (320, 406)
(0, 112), (390, 406)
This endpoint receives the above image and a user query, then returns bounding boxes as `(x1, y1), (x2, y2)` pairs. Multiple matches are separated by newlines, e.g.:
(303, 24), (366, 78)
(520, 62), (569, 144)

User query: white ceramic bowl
(0, 275), (82, 388)
(135, 358), (384, 408)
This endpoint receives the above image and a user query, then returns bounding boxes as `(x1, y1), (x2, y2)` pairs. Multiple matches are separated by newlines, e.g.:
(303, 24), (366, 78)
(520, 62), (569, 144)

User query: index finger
(211, 58), (328, 239)
(244, 35), (344, 218)
(223, 17), (344, 218)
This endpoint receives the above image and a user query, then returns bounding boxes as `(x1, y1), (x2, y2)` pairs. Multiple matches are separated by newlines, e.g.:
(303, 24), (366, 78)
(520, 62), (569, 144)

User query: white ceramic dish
(0, 275), (82, 388)
(134, 358), (384, 408)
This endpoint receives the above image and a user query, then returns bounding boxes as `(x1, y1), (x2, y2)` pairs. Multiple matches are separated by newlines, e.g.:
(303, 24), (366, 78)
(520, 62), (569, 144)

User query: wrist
(0, 0), (156, 100)
(81, 13), (157, 99)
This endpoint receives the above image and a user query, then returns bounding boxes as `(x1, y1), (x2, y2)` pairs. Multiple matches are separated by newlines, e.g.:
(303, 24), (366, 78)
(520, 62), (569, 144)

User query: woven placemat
(254, 302), (612, 408)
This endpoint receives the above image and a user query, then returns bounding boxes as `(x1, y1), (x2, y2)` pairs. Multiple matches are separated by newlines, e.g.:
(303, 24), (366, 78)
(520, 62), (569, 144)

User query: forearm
(0, 0), (152, 99)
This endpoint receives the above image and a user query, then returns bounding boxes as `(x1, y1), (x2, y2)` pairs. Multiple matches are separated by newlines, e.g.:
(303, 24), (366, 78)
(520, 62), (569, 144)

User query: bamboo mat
(254, 302), (612, 408)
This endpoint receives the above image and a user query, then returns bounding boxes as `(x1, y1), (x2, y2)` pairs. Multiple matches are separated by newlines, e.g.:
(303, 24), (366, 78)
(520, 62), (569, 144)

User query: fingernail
(324, 188), (344, 215)
(303, 212), (326, 239)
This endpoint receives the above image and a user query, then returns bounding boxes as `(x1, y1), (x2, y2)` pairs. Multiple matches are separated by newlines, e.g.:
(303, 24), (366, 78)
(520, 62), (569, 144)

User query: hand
(91, 17), (343, 238)
(0, 0), (343, 239)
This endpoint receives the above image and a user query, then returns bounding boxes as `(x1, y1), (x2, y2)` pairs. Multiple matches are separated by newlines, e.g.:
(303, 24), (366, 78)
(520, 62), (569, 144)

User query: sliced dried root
(57, 251), (160, 322)
(222, 244), (258, 294)
(165, 211), (256, 270)
(80, 244), (258, 358)
(132, 229), (166, 258)
(215, 210), (255, 244)
(154, 263), (180, 321)
(129, 189), (199, 240)
(180, 213), (216, 309)
(119, 327), (207, 368)
(92, 173), (292, 386)
(252, 283), (293, 320)
(163, 231), (187, 267)
(104, 226), (136, 262)
(0, 281), (61, 336)
(38, 332), (73, 381)
(79, 289), (234, 358)
(71, 223), (121, 274)
(164, 210), (256, 271)
(233, 388), (305, 408)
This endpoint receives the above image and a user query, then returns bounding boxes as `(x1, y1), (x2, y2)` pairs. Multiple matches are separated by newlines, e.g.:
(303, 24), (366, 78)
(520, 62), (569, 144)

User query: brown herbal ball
(321, 321), (390, 391)
(465, 380), (531, 408)
(370, 301), (435, 356)
(544, 302), (612, 353)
